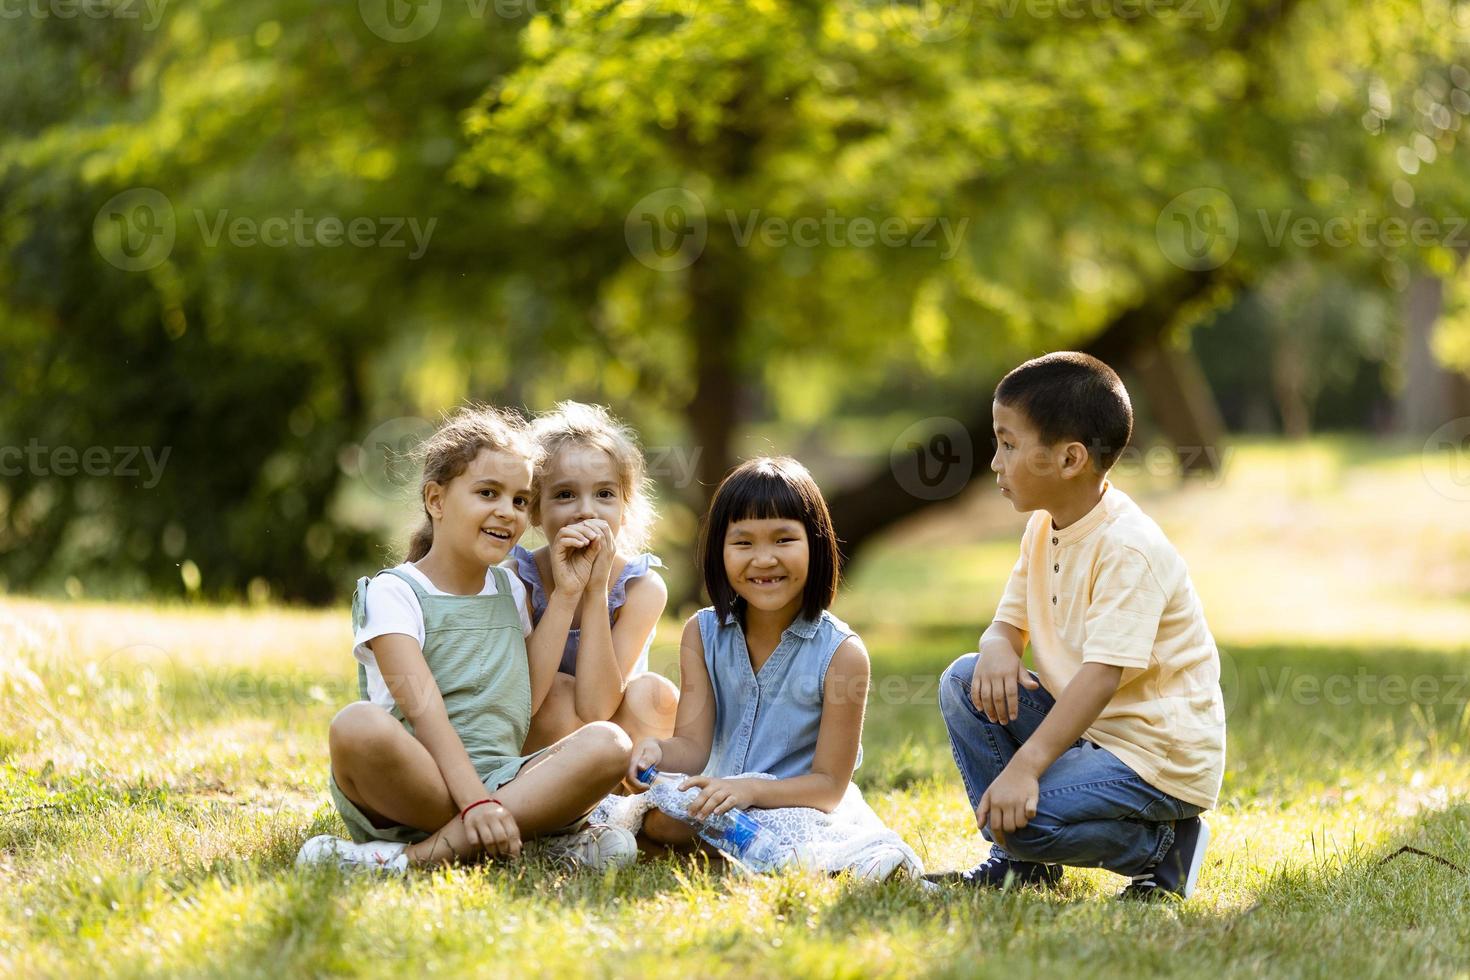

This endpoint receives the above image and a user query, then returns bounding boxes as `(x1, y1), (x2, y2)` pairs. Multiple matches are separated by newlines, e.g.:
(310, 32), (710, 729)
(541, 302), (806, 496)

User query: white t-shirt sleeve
(504, 571), (535, 637)
(353, 573), (427, 661)
(351, 573), (427, 711)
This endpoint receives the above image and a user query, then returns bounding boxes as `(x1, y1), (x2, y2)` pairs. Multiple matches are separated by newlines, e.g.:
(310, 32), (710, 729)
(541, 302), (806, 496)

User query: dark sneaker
(1119, 816), (1210, 901)
(924, 855), (1062, 890)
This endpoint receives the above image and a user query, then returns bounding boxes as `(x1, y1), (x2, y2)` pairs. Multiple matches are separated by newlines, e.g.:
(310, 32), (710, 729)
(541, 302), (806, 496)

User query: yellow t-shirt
(993, 484), (1225, 809)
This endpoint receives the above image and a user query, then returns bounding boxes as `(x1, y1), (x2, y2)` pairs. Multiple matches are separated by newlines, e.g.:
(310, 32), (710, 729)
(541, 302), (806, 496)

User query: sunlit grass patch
(3, 437), (1469, 975)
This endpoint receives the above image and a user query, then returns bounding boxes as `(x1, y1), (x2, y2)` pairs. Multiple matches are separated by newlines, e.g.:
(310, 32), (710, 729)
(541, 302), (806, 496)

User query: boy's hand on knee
(977, 766), (1039, 839)
(971, 647), (1039, 724)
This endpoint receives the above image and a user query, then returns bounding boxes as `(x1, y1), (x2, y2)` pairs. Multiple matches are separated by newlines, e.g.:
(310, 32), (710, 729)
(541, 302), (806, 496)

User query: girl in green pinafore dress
(296, 406), (637, 874)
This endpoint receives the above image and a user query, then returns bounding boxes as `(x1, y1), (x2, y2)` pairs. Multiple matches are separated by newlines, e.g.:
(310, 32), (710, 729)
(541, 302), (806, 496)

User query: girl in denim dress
(628, 457), (872, 847)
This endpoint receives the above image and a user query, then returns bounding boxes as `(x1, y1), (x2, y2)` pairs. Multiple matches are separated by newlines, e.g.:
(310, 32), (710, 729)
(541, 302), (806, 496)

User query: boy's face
(990, 400), (1074, 513)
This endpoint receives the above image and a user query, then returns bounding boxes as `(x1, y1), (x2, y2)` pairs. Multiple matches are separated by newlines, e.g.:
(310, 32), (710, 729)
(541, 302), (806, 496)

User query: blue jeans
(938, 652), (1204, 877)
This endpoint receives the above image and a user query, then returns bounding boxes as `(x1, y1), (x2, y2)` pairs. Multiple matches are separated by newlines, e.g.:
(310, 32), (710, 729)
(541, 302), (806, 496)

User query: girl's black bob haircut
(698, 456), (841, 625)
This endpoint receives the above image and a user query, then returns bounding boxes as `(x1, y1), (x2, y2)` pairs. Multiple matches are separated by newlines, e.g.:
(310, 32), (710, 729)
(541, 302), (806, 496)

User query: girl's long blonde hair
(528, 401), (656, 556)
(406, 404), (540, 562)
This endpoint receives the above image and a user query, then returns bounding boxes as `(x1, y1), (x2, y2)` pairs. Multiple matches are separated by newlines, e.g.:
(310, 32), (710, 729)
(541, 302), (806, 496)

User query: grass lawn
(2, 438), (1468, 977)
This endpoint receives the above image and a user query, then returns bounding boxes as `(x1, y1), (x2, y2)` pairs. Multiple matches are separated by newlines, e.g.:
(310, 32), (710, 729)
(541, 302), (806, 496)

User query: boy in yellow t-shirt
(926, 352), (1226, 900)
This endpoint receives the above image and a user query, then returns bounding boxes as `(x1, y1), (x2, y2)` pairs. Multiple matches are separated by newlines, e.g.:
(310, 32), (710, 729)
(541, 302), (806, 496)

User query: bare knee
(643, 808), (697, 846)
(329, 702), (397, 763)
(572, 720), (633, 777)
(617, 673), (679, 737)
(628, 673), (679, 721)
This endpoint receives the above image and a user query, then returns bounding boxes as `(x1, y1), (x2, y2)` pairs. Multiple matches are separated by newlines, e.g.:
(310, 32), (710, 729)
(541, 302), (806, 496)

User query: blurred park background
(4, 1), (1470, 975)
(3, 0), (1470, 607)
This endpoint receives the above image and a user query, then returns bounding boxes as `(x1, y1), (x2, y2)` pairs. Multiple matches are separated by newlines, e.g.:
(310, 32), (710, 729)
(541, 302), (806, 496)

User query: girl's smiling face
(427, 448), (532, 566)
(539, 444), (625, 544)
(723, 517), (809, 616)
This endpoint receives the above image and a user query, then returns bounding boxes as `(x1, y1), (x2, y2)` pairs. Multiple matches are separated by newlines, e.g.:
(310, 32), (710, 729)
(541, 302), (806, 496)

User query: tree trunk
(1399, 273), (1457, 434)
(826, 268), (1226, 565)
(1130, 341), (1229, 469)
(684, 244), (745, 503)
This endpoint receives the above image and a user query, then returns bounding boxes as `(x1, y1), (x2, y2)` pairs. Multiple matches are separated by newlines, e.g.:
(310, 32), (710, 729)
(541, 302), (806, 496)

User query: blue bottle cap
(637, 764), (658, 785)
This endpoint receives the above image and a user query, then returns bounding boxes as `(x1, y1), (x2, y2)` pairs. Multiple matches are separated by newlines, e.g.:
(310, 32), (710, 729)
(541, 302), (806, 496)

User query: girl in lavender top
(510, 401), (679, 754)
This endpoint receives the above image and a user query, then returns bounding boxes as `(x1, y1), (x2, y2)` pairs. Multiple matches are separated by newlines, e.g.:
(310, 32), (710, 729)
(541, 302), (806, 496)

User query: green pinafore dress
(329, 564), (540, 844)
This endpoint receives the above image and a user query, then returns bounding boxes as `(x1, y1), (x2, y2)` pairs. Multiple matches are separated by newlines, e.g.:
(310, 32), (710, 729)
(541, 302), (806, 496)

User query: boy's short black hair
(994, 351), (1133, 472)
(698, 456), (841, 624)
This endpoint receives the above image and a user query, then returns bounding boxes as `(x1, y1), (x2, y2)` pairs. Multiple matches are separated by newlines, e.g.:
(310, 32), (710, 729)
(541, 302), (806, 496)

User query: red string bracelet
(460, 798), (501, 820)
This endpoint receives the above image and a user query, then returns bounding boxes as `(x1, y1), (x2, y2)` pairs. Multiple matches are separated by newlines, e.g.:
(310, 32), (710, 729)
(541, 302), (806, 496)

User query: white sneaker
(526, 824), (638, 872)
(296, 834), (409, 875)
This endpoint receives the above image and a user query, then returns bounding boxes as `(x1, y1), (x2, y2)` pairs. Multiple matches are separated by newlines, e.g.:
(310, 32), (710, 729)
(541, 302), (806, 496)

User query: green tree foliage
(1, 0), (1464, 600)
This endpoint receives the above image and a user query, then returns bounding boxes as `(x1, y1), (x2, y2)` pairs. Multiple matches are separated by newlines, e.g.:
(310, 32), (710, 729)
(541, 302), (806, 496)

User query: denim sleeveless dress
(509, 544), (664, 675)
(698, 607), (862, 779)
(330, 564), (538, 844)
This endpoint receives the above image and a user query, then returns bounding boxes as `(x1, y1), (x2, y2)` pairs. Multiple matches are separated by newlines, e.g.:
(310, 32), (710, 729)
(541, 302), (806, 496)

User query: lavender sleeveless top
(509, 544), (664, 675)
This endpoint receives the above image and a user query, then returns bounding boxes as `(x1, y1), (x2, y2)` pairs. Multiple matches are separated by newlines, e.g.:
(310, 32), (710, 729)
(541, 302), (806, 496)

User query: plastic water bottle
(638, 765), (789, 871)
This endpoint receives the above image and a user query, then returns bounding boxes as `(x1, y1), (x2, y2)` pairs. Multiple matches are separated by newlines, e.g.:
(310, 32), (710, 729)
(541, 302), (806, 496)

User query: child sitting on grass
(297, 406), (635, 875)
(927, 352), (1225, 900)
(510, 401), (678, 754)
(619, 457), (921, 879)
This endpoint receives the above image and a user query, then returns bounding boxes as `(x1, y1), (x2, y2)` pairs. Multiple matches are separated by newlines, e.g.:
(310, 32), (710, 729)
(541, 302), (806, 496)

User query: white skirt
(590, 773), (924, 881)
